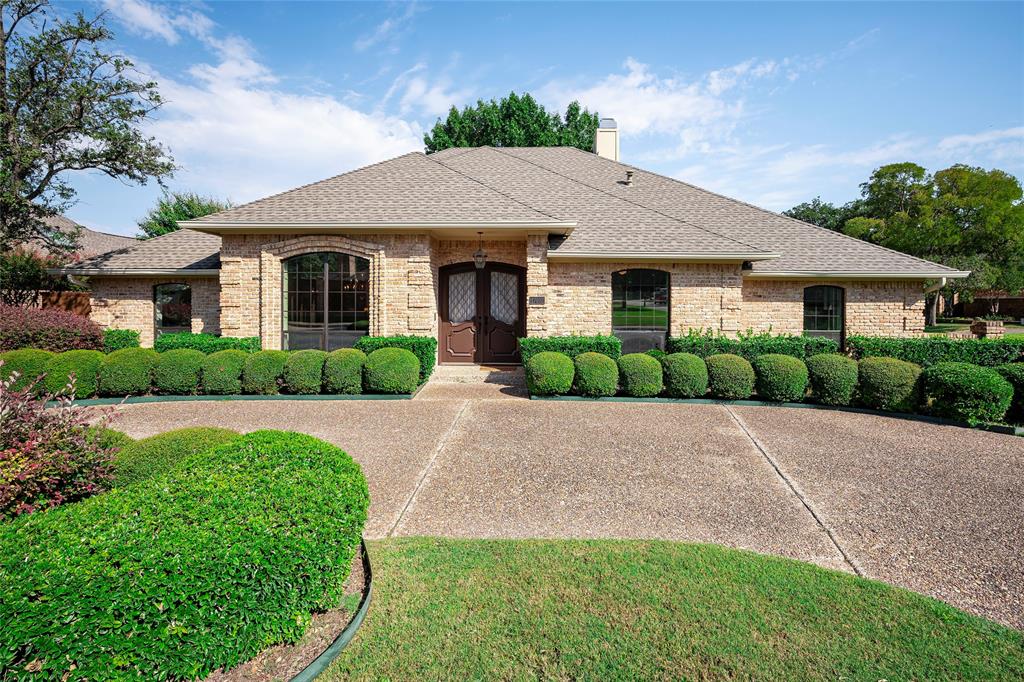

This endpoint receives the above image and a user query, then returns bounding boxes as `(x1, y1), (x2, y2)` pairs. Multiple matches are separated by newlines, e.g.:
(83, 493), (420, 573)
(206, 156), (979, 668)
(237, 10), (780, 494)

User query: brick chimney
(594, 118), (619, 161)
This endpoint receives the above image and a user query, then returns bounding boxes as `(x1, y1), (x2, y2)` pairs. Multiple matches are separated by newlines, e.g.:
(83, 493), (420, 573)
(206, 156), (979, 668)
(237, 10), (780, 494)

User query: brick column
(525, 234), (549, 336)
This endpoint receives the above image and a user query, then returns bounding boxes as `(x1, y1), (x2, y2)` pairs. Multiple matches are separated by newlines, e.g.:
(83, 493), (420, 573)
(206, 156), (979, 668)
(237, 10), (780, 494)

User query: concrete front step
(430, 365), (526, 386)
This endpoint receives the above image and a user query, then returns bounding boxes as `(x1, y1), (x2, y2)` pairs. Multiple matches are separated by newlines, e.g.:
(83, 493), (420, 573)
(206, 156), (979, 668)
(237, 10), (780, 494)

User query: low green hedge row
(668, 329), (839, 361)
(525, 350), (1023, 424)
(354, 335), (436, 383)
(153, 332), (261, 354)
(1, 346), (421, 396)
(0, 430), (369, 680)
(102, 328), (140, 353)
(519, 334), (622, 363)
(847, 335), (1024, 367)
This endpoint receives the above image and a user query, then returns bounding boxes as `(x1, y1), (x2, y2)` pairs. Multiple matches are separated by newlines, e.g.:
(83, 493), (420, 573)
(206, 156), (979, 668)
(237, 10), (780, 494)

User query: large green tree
(0, 0), (174, 253)
(424, 93), (599, 153)
(137, 191), (230, 239)
(783, 196), (864, 232)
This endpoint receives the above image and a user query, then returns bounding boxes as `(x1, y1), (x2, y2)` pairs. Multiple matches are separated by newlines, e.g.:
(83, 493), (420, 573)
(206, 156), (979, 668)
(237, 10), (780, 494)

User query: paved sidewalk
(111, 397), (1024, 628)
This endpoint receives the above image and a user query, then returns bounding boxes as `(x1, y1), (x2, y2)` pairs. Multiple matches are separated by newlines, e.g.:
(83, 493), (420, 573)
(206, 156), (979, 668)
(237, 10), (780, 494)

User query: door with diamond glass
(439, 263), (524, 364)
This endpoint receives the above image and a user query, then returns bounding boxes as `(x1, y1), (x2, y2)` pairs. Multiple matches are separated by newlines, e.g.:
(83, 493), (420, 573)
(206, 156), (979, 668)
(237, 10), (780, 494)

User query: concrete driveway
(110, 397), (1024, 628)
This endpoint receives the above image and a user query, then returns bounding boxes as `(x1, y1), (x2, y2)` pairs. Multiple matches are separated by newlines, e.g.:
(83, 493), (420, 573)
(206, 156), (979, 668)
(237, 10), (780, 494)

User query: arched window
(612, 269), (670, 353)
(282, 252), (370, 350)
(154, 283), (191, 336)
(803, 285), (845, 345)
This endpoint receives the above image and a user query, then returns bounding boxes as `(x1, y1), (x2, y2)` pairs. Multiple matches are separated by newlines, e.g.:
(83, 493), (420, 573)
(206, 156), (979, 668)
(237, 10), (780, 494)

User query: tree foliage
(783, 196), (863, 232)
(137, 191), (230, 239)
(0, 247), (59, 305)
(424, 92), (599, 153)
(0, 0), (174, 253)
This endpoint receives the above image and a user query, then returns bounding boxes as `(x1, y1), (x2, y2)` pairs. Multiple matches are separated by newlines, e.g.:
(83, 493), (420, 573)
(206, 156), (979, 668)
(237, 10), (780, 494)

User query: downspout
(924, 277), (947, 296)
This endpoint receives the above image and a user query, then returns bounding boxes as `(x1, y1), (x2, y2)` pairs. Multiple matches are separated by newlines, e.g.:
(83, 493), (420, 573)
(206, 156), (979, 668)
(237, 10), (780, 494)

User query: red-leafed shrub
(0, 369), (120, 519)
(0, 303), (103, 352)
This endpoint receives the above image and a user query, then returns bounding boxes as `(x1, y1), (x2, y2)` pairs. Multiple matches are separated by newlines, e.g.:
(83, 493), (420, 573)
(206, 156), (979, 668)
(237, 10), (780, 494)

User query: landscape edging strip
(529, 394), (1024, 436)
(48, 389), (418, 407)
(290, 538), (373, 682)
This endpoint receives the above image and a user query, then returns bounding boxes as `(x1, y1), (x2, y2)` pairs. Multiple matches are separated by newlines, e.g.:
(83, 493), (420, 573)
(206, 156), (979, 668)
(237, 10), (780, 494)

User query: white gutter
(182, 220), (577, 234)
(924, 277), (948, 294)
(546, 252), (780, 262)
(47, 268), (220, 276)
(743, 270), (971, 280)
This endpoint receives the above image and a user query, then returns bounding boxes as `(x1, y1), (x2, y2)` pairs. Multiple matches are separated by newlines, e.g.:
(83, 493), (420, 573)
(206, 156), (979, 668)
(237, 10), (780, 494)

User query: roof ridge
(191, 151), (427, 222)
(490, 147), (769, 254)
(575, 148), (960, 274)
(426, 149), (568, 223)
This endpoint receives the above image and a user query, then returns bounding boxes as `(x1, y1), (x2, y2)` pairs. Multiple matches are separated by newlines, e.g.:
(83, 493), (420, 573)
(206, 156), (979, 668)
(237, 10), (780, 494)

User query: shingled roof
(61, 228), (220, 275)
(36, 216), (137, 259)
(69, 147), (966, 278)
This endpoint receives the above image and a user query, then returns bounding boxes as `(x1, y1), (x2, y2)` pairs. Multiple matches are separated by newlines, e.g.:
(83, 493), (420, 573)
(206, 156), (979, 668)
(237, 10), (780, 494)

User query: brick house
(58, 121), (968, 362)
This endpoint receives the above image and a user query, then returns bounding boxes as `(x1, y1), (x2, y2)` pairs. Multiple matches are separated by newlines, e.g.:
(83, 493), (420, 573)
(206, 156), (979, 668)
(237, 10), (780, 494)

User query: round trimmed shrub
(995, 363), (1024, 423)
(242, 350), (289, 395)
(114, 427), (239, 487)
(525, 351), (574, 396)
(752, 354), (809, 403)
(284, 349), (327, 394)
(805, 354), (859, 406)
(0, 349), (55, 393)
(663, 352), (708, 398)
(87, 426), (134, 452)
(705, 353), (755, 400)
(364, 347), (420, 394)
(153, 349), (205, 395)
(1, 430), (369, 681)
(858, 357), (922, 413)
(325, 348), (367, 394)
(922, 362), (1013, 424)
(618, 353), (664, 397)
(42, 350), (104, 398)
(98, 348), (159, 396)
(201, 349), (248, 395)
(573, 352), (618, 397)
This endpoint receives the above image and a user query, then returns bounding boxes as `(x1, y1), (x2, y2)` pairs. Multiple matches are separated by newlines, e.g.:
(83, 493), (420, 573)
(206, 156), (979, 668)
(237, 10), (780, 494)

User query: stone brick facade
(740, 279), (925, 337)
(86, 235), (930, 353)
(88, 276), (220, 347)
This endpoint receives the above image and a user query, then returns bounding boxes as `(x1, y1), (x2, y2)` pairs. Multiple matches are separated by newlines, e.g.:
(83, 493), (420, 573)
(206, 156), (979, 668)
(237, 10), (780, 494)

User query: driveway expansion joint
(387, 399), (471, 537)
(724, 405), (866, 577)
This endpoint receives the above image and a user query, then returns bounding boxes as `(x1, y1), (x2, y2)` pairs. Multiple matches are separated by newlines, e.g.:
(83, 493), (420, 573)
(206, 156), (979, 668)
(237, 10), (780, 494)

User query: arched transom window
(803, 285), (845, 345)
(612, 269), (670, 353)
(282, 253), (370, 350)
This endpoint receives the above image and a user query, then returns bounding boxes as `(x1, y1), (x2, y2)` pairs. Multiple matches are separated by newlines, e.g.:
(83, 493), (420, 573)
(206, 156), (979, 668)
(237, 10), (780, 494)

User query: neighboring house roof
(35, 215), (138, 259)
(59, 228), (221, 275)
(64, 146), (966, 279)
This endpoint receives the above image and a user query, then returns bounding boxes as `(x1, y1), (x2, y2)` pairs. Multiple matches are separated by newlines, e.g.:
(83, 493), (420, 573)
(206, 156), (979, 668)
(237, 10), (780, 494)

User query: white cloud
(937, 127), (1024, 163)
(354, 3), (421, 52)
(103, 0), (180, 43)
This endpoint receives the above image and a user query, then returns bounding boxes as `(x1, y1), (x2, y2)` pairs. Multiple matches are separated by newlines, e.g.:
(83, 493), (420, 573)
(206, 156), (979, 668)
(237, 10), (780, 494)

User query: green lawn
(925, 322), (1024, 337)
(611, 305), (668, 328)
(327, 538), (1022, 681)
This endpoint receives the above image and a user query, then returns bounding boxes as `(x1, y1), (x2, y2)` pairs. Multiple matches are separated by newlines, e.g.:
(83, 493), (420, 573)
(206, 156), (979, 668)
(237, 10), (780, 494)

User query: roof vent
(624, 170), (634, 186)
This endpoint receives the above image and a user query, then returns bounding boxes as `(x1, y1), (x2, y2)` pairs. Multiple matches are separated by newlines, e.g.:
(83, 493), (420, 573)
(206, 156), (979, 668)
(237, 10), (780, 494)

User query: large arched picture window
(803, 285), (845, 345)
(612, 269), (670, 353)
(154, 283), (191, 336)
(282, 253), (370, 350)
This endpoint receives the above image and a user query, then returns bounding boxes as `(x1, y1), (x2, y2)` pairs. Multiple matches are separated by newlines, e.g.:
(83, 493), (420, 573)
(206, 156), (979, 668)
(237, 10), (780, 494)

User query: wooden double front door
(439, 262), (525, 364)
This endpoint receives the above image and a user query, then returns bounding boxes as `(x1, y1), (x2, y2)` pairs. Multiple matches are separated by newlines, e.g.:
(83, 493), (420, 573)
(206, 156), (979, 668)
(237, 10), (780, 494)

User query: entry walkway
(111, 397), (1024, 628)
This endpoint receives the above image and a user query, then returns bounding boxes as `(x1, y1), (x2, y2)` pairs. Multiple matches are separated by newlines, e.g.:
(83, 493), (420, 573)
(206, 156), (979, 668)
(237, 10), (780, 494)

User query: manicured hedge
(325, 348), (366, 394)
(573, 352), (618, 397)
(43, 350), (104, 398)
(202, 350), (248, 395)
(922, 362), (1013, 424)
(663, 352), (708, 398)
(355, 336), (436, 383)
(0, 304), (103, 353)
(364, 348), (420, 394)
(0, 349), (54, 392)
(98, 348), (159, 396)
(858, 357), (922, 413)
(242, 350), (289, 395)
(0, 430), (369, 681)
(154, 349), (205, 394)
(847, 335), (1024, 368)
(806, 354), (858, 406)
(705, 354), (755, 400)
(154, 332), (260, 354)
(995, 364), (1024, 423)
(284, 349), (327, 394)
(752, 354), (809, 403)
(113, 427), (240, 487)
(520, 335), (622, 363)
(103, 328), (140, 353)
(668, 330), (838, 361)
(525, 351), (575, 396)
(618, 353), (664, 397)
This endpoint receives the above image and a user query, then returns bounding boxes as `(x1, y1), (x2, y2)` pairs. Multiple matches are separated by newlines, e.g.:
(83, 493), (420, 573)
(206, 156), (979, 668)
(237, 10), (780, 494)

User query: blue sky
(63, 1), (1023, 235)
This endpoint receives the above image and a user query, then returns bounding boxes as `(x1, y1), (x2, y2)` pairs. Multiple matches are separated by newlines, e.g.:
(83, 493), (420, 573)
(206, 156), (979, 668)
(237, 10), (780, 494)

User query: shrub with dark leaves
(0, 369), (119, 519)
(0, 304), (103, 352)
